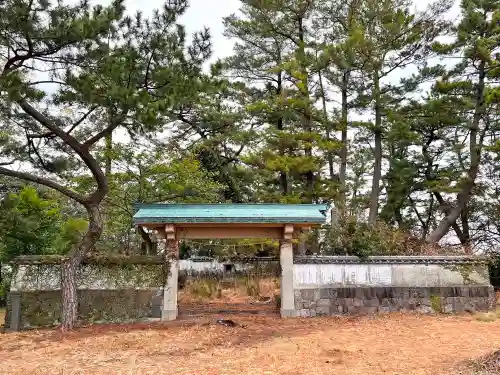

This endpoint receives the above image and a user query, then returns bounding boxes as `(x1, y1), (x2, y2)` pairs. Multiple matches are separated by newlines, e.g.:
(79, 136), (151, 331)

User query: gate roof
(132, 203), (328, 226)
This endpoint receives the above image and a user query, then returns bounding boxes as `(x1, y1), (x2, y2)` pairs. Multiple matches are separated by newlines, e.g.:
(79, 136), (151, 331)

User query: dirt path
(0, 313), (498, 375)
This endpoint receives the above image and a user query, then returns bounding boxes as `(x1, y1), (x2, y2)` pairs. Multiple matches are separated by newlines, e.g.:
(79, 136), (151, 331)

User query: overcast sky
(87, 0), (242, 61)
(88, 0), (460, 63)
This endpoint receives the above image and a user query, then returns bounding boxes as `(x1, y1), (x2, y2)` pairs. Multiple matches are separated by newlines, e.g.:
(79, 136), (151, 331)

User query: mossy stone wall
(13, 289), (162, 328)
(6, 257), (166, 330)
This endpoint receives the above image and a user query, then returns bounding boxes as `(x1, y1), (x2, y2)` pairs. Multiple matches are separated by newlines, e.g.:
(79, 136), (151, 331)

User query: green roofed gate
(133, 204), (328, 320)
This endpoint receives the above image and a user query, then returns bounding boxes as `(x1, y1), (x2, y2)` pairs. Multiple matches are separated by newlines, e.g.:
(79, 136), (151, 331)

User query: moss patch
(17, 263), (166, 291)
(15, 289), (160, 329)
(430, 295), (442, 312)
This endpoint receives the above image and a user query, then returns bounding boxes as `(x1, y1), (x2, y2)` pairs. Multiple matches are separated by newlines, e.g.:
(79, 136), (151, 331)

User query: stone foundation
(294, 286), (496, 317)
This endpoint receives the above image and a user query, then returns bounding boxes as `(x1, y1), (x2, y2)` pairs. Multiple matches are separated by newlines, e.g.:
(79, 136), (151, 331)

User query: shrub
(321, 220), (411, 258)
(243, 277), (260, 297)
(184, 278), (222, 300)
(320, 219), (450, 258)
(275, 294), (281, 309)
(0, 279), (7, 308)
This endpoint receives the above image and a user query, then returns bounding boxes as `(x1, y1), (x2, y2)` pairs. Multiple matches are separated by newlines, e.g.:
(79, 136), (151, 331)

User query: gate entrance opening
(133, 203), (327, 320)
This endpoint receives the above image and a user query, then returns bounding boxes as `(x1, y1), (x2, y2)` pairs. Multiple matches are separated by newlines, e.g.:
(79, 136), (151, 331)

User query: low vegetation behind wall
(178, 257), (280, 279)
(6, 255), (166, 330)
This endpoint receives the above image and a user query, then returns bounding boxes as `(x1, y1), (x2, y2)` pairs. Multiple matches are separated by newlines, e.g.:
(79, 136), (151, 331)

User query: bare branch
(27, 105), (96, 139)
(17, 99), (83, 149)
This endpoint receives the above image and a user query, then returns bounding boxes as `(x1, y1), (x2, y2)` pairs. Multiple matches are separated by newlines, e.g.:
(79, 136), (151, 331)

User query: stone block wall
(292, 256), (495, 317)
(5, 255), (166, 330)
(294, 285), (495, 317)
(9, 289), (162, 328)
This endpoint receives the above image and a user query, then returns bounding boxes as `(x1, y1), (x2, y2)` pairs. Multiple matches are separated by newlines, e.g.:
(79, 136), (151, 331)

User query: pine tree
(0, 0), (211, 329)
(313, 0), (366, 215)
(222, 1), (297, 201)
(425, 0), (500, 243)
(350, 0), (449, 223)
(224, 0), (339, 204)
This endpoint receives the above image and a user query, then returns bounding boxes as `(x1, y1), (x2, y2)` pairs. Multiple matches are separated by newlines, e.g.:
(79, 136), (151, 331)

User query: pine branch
(0, 166), (86, 204)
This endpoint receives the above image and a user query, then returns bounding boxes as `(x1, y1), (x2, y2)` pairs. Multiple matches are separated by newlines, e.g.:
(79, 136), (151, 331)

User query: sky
(90, 0), (460, 63)
(92, 0), (242, 61)
(78, 0), (462, 172)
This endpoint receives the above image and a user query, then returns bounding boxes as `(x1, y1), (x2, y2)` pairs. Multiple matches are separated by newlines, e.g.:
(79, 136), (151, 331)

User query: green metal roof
(133, 203), (328, 225)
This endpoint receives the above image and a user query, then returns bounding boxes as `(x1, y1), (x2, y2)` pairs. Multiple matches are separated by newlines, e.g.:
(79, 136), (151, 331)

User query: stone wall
(294, 286), (495, 317)
(293, 256), (490, 287)
(5, 255), (166, 330)
(9, 289), (162, 328)
(292, 256), (495, 317)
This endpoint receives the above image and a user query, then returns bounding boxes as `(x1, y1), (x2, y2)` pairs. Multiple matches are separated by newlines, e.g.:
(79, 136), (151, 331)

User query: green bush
(489, 257), (500, 289)
(275, 294), (281, 309)
(0, 266), (13, 308)
(321, 219), (423, 258)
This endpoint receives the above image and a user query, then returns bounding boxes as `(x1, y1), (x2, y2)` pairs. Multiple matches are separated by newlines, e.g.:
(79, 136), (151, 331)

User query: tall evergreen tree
(350, 0), (449, 223)
(0, 0), (211, 329)
(224, 0), (339, 204)
(425, 0), (500, 243)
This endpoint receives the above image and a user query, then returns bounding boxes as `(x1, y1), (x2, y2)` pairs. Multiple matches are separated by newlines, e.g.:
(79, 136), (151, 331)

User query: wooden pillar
(280, 224), (296, 317)
(162, 224), (179, 321)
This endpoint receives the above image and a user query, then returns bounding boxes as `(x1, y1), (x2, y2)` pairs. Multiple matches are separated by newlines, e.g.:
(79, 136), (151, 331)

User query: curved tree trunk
(61, 204), (103, 330)
(426, 61), (487, 244)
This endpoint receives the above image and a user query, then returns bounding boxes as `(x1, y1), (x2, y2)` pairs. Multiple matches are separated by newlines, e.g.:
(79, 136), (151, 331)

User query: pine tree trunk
(101, 130), (112, 246)
(61, 258), (78, 330)
(461, 204), (471, 253)
(297, 17), (314, 201)
(60, 204), (103, 330)
(276, 70), (289, 196)
(426, 61), (486, 244)
(317, 66), (334, 182)
(104, 133), (112, 177)
(339, 69), (350, 215)
(368, 70), (382, 224)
